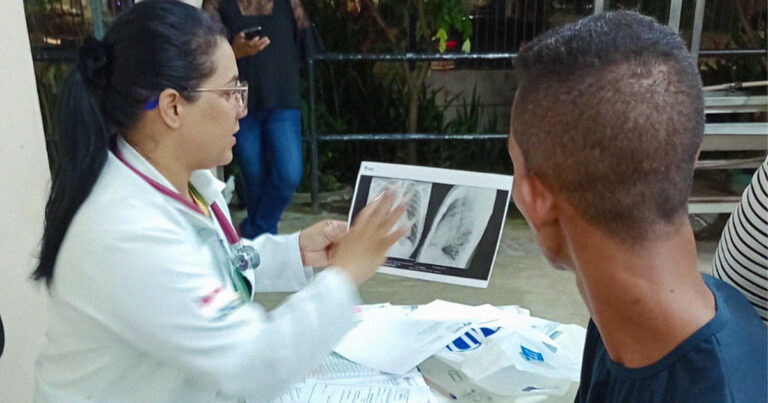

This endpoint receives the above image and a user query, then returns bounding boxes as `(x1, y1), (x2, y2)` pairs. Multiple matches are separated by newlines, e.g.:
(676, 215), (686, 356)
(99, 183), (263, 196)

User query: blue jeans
(234, 109), (302, 238)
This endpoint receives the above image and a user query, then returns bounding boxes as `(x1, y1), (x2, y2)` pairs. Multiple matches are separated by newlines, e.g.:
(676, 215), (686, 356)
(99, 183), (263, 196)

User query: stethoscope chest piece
(233, 243), (260, 272)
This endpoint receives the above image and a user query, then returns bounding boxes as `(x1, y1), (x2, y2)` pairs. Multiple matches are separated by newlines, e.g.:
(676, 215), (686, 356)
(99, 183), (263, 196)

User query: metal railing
(21, 0), (768, 209)
(305, 48), (766, 207)
(305, 0), (768, 207)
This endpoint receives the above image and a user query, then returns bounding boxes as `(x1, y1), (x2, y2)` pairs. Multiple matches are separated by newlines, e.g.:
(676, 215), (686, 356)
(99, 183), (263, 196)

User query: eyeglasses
(190, 80), (249, 115)
(143, 80), (249, 115)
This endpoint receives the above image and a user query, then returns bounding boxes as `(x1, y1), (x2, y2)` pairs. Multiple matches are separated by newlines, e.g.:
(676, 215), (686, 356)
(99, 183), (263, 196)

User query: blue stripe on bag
(446, 326), (501, 352)
(521, 345), (544, 361)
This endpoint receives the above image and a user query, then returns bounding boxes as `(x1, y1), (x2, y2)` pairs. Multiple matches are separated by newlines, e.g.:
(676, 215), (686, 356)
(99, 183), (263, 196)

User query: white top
(35, 137), (359, 402)
(713, 157), (768, 323)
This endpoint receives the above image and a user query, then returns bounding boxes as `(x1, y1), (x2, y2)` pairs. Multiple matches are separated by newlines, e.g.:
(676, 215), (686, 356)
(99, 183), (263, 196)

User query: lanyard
(112, 147), (240, 245)
(112, 147), (259, 299)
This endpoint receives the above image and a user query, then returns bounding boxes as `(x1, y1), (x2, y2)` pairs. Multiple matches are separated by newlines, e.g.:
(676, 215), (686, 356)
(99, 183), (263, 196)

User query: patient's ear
(518, 173), (570, 270)
(517, 173), (558, 231)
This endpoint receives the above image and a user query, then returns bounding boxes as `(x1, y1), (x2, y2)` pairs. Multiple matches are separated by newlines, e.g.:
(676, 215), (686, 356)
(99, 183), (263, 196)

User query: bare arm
(202, 0), (222, 22)
(290, 0), (310, 29)
(202, 0), (270, 59)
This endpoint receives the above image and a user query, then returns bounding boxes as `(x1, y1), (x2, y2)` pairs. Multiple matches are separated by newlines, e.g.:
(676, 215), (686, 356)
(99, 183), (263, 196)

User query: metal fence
(22, 0), (768, 208)
(25, 0), (130, 49)
(304, 0), (767, 207)
(27, 0), (766, 68)
(443, 0), (764, 68)
(464, 0), (593, 68)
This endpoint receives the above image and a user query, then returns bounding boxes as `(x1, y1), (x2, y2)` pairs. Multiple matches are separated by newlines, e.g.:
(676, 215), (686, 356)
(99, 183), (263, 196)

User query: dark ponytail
(34, 0), (227, 286)
(32, 41), (112, 286)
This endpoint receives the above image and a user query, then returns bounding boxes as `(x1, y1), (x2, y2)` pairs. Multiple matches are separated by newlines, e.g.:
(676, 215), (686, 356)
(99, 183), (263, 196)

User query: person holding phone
(204, 0), (312, 238)
(231, 25), (271, 59)
(137, 0), (271, 59)
(33, 2), (408, 400)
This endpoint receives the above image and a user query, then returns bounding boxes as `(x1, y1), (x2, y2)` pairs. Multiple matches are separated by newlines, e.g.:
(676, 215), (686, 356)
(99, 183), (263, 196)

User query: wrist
(333, 266), (361, 288)
(231, 43), (243, 59)
(297, 230), (308, 266)
(335, 265), (361, 286)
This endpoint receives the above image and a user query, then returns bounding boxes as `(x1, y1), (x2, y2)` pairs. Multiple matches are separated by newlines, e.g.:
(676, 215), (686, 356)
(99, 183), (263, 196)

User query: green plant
(446, 85), (484, 134)
(422, 84), (508, 174)
(297, 1), (516, 192)
(306, 0), (475, 165)
(428, 0), (473, 53)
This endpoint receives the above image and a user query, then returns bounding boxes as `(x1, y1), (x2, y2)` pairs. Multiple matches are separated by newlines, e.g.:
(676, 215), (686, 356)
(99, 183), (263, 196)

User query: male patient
(507, 11), (767, 402)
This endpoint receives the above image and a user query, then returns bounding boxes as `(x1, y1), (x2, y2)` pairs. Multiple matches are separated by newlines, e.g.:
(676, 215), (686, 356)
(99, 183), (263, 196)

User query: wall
(0, 1), (51, 400)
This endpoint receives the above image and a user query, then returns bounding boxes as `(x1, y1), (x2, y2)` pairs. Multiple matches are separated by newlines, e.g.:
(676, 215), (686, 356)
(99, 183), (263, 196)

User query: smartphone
(242, 26), (263, 40)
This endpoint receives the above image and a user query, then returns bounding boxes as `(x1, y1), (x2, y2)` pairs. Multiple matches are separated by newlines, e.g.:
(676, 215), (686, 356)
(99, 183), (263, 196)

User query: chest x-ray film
(349, 162), (513, 288)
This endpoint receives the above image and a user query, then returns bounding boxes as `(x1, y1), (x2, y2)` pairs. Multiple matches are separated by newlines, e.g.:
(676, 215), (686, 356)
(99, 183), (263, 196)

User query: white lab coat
(34, 137), (359, 402)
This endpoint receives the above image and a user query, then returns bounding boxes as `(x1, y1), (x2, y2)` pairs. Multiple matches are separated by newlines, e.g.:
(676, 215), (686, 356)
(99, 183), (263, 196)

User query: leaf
(461, 38), (471, 53)
(434, 28), (448, 53)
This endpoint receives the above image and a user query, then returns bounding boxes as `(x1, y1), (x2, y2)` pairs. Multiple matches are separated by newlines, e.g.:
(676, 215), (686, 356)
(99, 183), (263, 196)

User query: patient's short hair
(513, 11), (704, 241)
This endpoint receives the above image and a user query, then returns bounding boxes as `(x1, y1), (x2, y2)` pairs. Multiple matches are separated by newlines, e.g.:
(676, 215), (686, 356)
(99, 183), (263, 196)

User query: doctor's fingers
(378, 201), (408, 232)
(382, 224), (410, 250)
(354, 190), (396, 226)
(322, 220), (348, 243)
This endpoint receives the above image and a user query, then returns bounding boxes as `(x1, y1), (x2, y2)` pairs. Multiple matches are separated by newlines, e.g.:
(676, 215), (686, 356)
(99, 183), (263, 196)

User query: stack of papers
(258, 300), (584, 402)
(333, 300), (585, 398)
(263, 354), (436, 403)
(333, 300), (514, 375)
(334, 309), (472, 374)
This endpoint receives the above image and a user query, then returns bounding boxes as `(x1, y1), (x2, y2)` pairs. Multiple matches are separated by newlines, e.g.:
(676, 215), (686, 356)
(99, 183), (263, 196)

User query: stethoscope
(113, 148), (260, 275)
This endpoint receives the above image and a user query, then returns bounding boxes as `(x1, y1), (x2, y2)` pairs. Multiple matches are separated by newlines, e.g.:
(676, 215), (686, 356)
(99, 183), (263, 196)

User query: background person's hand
(232, 32), (270, 58)
(298, 220), (348, 267)
(330, 191), (410, 286)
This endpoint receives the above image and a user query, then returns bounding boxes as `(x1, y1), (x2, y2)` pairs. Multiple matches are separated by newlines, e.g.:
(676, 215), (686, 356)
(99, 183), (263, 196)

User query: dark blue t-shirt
(576, 275), (767, 402)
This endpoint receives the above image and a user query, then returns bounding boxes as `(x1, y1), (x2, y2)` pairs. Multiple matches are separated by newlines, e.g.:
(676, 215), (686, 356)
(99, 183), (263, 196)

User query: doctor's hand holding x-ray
(299, 191), (409, 284)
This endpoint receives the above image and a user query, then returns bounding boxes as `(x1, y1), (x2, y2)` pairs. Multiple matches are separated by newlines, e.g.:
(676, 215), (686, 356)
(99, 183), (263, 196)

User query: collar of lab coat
(114, 136), (226, 206)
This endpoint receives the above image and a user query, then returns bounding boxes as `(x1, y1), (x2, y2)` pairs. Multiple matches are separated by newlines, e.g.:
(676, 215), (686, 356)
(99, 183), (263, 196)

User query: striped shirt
(713, 157), (768, 323)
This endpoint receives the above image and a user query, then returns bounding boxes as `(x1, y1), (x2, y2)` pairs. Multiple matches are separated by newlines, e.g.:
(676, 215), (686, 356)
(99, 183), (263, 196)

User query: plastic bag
(435, 312), (586, 397)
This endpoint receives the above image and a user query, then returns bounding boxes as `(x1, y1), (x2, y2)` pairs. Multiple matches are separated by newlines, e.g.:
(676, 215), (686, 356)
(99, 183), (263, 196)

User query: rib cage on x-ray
(416, 186), (496, 269)
(367, 178), (431, 259)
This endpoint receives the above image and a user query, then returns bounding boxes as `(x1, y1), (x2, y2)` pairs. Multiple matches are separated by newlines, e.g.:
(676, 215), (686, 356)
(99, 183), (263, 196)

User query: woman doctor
(33, 1), (407, 401)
